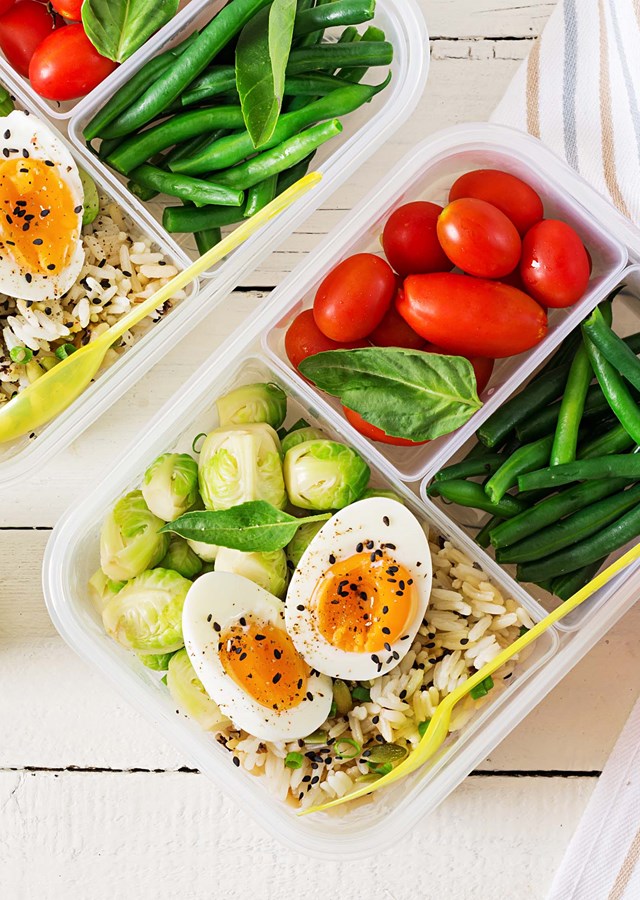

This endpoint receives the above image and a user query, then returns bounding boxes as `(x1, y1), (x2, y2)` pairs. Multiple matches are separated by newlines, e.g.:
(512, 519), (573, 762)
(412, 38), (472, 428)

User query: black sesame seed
(40, 209), (50, 217)
(356, 542), (363, 553)
(311, 776), (319, 785)
(383, 516), (390, 526)
(255, 634), (265, 641)
(22, 148), (29, 158)
(45, 160), (54, 167)
(213, 622), (221, 632)
(239, 652), (247, 661)
(370, 552), (377, 562)
(371, 654), (380, 664)
(232, 756), (240, 767)
(74, 205), (83, 214)
(206, 614), (212, 622)
(365, 540), (374, 550)
(239, 617), (246, 626)
(328, 553), (336, 564)
(274, 648), (282, 660)
(3, 130), (9, 139)
(32, 238), (43, 245)
(47, 264), (56, 271)
(359, 591), (367, 601)
(372, 715), (379, 725)
(296, 604), (305, 611)
(272, 673), (281, 684)
(382, 627), (391, 635)
(382, 605), (389, 615)
(384, 642), (391, 652)
(426, 641), (436, 649)
(460, 638), (469, 646)
(25, 272), (32, 283)
(306, 692), (313, 702)
(302, 775), (311, 783)
(399, 689), (407, 700)
(297, 679), (303, 689)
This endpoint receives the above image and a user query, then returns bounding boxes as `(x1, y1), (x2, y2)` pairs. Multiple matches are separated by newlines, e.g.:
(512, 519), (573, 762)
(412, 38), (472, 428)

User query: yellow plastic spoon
(0, 172), (321, 444)
(303, 541), (640, 815)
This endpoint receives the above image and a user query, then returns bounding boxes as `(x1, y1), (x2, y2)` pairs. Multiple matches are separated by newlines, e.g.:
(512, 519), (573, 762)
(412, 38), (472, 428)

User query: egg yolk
(220, 620), (309, 711)
(313, 552), (415, 653)
(0, 157), (80, 278)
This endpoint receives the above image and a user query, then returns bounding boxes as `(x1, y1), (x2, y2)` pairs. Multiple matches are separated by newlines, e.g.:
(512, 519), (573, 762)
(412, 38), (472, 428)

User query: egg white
(182, 571), (333, 742)
(0, 111), (84, 301)
(285, 498), (432, 681)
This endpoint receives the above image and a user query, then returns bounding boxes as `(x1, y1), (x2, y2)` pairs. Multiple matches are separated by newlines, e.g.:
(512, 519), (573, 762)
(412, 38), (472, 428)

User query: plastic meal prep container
(262, 123), (628, 482)
(68, 0), (429, 275)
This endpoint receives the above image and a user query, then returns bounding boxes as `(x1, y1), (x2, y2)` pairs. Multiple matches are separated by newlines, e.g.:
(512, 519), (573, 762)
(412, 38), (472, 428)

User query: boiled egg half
(286, 498), (432, 680)
(182, 571), (333, 741)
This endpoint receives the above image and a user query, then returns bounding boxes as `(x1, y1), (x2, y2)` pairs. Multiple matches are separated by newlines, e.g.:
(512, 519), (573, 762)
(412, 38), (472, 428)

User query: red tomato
(381, 201), (452, 277)
(437, 198), (522, 279)
(313, 253), (396, 342)
(284, 309), (367, 372)
(343, 406), (428, 447)
(449, 169), (544, 236)
(425, 343), (495, 394)
(497, 266), (527, 292)
(0, 0), (17, 16)
(520, 220), (590, 308)
(368, 297), (426, 349)
(50, 0), (83, 19)
(0, 0), (59, 77)
(29, 23), (118, 100)
(397, 273), (547, 358)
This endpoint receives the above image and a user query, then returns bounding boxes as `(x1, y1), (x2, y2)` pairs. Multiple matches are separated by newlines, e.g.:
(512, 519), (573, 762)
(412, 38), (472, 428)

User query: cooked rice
(214, 534), (531, 810)
(0, 194), (186, 406)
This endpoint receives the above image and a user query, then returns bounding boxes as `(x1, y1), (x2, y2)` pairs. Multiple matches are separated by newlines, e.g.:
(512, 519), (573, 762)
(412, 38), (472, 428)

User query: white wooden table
(2, 2), (640, 897)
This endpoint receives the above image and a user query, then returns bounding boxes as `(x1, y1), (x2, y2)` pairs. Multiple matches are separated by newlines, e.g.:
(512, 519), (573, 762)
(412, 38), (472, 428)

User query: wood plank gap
(0, 766), (601, 778)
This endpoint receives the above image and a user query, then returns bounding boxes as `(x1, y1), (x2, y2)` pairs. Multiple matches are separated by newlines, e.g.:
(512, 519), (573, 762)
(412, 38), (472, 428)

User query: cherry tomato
(29, 23), (118, 100)
(50, 0), (83, 19)
(381, 201), (452, 277)
(343, 406), (428, 447)
(449, 169), (544, 236)
(437, 198), (521, 279)
(425, 343), (495, 394)
(313, 253), (396, 342)
(0, 0), (17, 16)
(520, 220), (590, 308)
(0, 0), (59, 77)
(397, 273), (547, 359)
(284, 309), (367, 372)
(368, 296), (426, 349)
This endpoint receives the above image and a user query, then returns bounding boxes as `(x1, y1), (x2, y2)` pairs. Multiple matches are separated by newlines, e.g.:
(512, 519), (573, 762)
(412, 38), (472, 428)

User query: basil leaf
(299, 347), (483, 442)
(160, 501), (331, 552)
(236, 0), (297, 149)
(82, 0), (180, 63)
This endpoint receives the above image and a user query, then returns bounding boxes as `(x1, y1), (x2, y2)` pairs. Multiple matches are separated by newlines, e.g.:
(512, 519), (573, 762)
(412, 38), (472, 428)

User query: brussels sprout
(361, 487), (406, 505)
(102, 567), (191, 654)
(216, 382), (287, 430)
(198, 423), (286, 511)
(186, 538), (219, 563)
(166, 649), (230, 730)
(100, 490), (169, 582)
(138, 651), (176, 671)
(284, 440), (370, 510)
(142, 453), (200, 522)
(215, 547), (289, 598)
(281, 426), (327, 456)
(160, 537), (203, 579)
(199, 561), (216, 575)
(286, 520), (325, 568)
(88, 569), (126, 613)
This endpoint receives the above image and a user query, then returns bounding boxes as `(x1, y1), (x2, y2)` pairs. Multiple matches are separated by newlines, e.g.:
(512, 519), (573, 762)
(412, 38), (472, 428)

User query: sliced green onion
(9, 346), (33, 364)
(470, 675), (494, 700)
(329, 700), (337, 718)
(55, 343), (77, 361)
(418, 719), (431, 738)
(40, 356), (59, 372)
(334, 737), (362, 760)
(285, 751), (304, 769)
(519, 625), (529, 636)
(351, 685), (371, 702)
(304, 729), (328, 745)
(191, 432), (207, 453)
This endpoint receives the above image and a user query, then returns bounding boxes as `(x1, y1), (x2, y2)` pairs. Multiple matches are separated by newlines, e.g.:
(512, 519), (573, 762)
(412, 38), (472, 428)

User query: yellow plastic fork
(304, 542), (640, 815)
(0, 173), (321, 444)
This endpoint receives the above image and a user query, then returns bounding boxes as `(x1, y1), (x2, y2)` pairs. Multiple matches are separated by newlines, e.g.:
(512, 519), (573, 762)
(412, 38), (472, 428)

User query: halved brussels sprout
(166, 649), (230, 730)
(281, 426), (327, 456)
(198, 423), (286, 511)
(186, 538), (219, 563)
(216, 382), (287, 430)
(102, 567), (191, 654)
(284, 440), (370, 510)
(142, 453), (200, 522)
(361, 487), (405, 505)
(160, 537), (203, 579)
(100, 490), (169, 582)
(88, 569), (126, 614)
(215, 547), (289, 598)
(138, 651), (176, 671)
(286, 520), (325, 568)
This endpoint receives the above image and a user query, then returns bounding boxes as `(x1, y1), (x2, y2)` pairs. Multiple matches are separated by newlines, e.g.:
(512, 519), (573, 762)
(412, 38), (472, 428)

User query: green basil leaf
(160, 500), (331, 552)
(82, 0), (180, 63)
(299, 347), (483, 442)
(235, 0), (297, 149)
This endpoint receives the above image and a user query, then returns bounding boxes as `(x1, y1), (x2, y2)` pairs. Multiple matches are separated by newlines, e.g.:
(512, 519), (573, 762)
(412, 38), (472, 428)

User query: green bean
(129, 164), (244, 206)
(489, 477), (629, 550)
(165, 130), (228, 167)
(484, 435), (554, 503)
(286, 24), (360, 111)
(294, 0), (332, 48)
(286, 39), (393, 73)
(551, 559), (606, 601)
(583, 306), (640, 392)
(476, 516), (502, 548)
(583, 333), (640, 444)
(172, 79), (387, 174)
(244, 174), (278, 217)
(518, 454), (640, 492)
(432, 454), (504, 484)
(294, 0), (374, 36)
(83, 33), (201, 141)
(427, 479), (527, 518)
(214, 119), (342, 190)
(195, 227), (222, 255)
(516, 501), (640, 582)
(517, 383), (614, 442)
(98, 137), (123, 160)
(100, 0), (273, 139)
(128, 179), (158, 202)
(477, 364), (571, 449)
(339, 24), (385, 81)
(182, 70), (351, 107)
(550, 343), (592, 466)
(107, 107), (246, 175)
(276, 154), (314, 192)
(497, 483), (640, 564)
(163, 202), (247, 233)
(578, 422), (635, 459)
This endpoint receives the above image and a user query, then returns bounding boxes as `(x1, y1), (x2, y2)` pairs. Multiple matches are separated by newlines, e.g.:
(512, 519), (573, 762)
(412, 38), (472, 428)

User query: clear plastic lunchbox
(0, 0), (427, 488)
(43, 125), (640, 859)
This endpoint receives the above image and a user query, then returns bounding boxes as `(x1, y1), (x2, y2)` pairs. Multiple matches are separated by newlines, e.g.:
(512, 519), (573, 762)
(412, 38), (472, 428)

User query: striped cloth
(491, 0), (640, 226)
